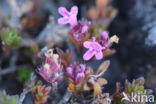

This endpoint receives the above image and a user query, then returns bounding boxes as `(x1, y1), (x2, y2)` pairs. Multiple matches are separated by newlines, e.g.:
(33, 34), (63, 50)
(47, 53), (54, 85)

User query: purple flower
(83, 37), (105, 61)
(69, 20), (91, 41)
(58, 6), (78, 27)
(99, 31), (109, 46)
(38, 49), (63, 83)
(66, 63), (90, 85)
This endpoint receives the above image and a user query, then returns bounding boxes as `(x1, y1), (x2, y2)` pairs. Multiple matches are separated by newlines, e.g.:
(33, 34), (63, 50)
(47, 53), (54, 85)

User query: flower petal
(70, 6), (78, 15)
(58, 17), (69, 24)
(83, 49), (94, 61)
(83, 41), (92, 48)
(101, 31), (109, 40)
(79, 64), (86, 72)
(66, 67), (73, 78)
(58, 7), (69, 16)
(95, 50), (103, 60)
(55, 77), (63, 82)
(82, 25), (88, 33)
(69, 16), (77, 27)
(76, 73), (84, 84)
(39, 72), (51, 83)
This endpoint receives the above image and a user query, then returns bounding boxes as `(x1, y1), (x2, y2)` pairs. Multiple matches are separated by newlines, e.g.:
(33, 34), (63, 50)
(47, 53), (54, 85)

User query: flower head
(38, 49), (63, 83)
(83, 37), (105, 61)
(66, 63), (90, 85)
(69, 20), (91, 41)
(58, 6), (78, 27)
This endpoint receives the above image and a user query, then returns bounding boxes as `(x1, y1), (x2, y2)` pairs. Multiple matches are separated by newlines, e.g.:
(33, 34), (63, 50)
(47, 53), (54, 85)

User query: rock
(109, 0), (156, 79)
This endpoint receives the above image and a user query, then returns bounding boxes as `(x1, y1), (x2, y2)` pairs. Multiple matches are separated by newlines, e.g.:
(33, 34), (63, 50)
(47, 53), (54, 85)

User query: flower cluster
(35, 5), (118, 102)
(58, 6), (119, 61)
(69, 20), (91, 42)
(38, 49), (63, 84)
(66, 63), (92, 93)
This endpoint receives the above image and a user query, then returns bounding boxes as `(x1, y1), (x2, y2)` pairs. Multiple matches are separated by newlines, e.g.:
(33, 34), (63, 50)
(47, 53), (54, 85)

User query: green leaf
(1, 29), (20, 49)
(17, 67), (32, 83)
(31, 42), (39, 53)
(0, 91), (19, 104)
(8, 97), (18, 104)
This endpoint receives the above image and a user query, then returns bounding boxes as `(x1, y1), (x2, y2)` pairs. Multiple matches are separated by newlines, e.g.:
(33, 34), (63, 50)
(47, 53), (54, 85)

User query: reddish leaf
(103, 49), (116, 57)
(96, 60), (110, 75)
(97, 78), (108, 86)
(94, 83), (102, 98)
(67, 83), (75, 92)
(56, 48), (73, 67)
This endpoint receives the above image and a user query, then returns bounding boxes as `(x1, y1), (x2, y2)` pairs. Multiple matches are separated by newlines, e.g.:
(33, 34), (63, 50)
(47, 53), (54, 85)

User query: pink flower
(66, 63), (90, 85)
(58, 6), (78, 27)
(38, 49), (63, 83)
(69, 20), (91, 41)
(83, 37), (105, 61)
